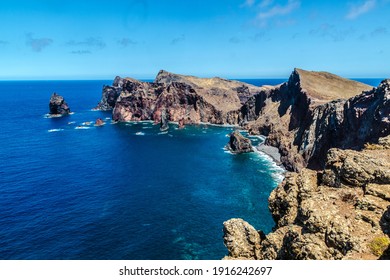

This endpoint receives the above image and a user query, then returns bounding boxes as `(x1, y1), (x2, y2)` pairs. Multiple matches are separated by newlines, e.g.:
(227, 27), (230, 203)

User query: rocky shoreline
(94, 68), (389, 260)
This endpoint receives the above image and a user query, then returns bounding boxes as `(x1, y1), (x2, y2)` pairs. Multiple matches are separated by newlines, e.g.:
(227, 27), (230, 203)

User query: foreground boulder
(223, 218), (262, 259)
(49, 93), (70, 116)
(227, 131), (253, 153)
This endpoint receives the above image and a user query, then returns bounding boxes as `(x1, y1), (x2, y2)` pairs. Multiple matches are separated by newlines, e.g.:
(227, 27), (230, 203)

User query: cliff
(242, 69), (376, 171)
(224, 135), (390, 260)
(112, 70), (265, 125)
(94, 76), (124, 110)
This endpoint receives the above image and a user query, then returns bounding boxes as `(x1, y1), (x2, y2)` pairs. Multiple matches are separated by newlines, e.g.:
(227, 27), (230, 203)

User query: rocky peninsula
(95, 69), (390, 259)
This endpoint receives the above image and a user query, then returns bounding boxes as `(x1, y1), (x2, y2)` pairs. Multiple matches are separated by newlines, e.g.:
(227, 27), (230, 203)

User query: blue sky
(0, 0), (389, 79)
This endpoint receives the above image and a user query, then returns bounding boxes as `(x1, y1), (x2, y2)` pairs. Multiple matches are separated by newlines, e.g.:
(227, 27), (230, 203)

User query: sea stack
(227, 131), (253, 153)
(160, 109), (169, 131)
(49, 93), (70, 116)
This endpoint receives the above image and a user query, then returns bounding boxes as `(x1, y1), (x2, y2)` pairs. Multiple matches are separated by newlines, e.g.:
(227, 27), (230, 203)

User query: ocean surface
(0, 78), (382, 260)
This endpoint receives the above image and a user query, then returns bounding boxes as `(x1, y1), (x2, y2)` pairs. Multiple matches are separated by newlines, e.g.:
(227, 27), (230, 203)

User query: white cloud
(259, 0), (274, 8)
(241, 0), (256, 7)
(256, 0), (300, 25)
(346, 0), (376, 19)
(25, 33), (53, 52)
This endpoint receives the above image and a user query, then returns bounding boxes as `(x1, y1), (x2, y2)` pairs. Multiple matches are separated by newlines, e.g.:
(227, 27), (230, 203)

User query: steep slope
(242, 69), (376, 170)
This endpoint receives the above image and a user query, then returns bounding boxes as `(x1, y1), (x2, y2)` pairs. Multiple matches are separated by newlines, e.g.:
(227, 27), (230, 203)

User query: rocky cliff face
(49, 93), (70, 116)
(242, 69), (376, 171)
(223, 135), (390, 260)
(94, 76), (124, 111)
(112, 71), (265, 125)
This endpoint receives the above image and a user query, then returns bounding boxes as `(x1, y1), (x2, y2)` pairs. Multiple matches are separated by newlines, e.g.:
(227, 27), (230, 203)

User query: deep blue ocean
(0, 78), (382, 260)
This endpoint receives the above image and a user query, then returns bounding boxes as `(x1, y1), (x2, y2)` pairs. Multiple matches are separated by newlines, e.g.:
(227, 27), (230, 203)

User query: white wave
(222, 147), (233, 154)
(48, 129), (64, 132)
(252, 149), (286, 183)
(43, 114), (61, 118)
(105, 117), (111, 120)
(247, 135), (266, 141)
(158, 131), (168, 135)
(75, 126), (90, 130)
(135, 132), (145, 135)
(198, 122), (238, 128)
(67, 121), (76, 124)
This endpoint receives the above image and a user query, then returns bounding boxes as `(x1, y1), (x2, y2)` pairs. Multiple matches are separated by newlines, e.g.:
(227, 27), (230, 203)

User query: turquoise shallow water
(0, 78), (380, 259)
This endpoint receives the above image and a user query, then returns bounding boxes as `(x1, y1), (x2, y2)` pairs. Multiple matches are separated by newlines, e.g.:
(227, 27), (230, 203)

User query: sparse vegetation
(364, 143), (383, 150)
(341, 192), (358, 204)
(368, 236), (390, 256)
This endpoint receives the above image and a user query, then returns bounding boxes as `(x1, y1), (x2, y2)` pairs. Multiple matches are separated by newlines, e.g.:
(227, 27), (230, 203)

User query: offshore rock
(160, 108), (169, 131)
(223, 218), (261, 260)
(94, 118), (105, 126)
(49, 93), (70, 116)
(94, 76), (124, 111)
(227, 131), (253, 153)
(223, 137), (390, 260)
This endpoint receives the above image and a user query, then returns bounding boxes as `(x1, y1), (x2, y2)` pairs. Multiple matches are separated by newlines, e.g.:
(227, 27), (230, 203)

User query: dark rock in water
(94, 76), (124, 110)
(160, 109), (169, 131)
(94, 118), (105, 126)
(178, 118), (185, 129)
(49, 93), (70, 116)
(227, 131), (253, 153)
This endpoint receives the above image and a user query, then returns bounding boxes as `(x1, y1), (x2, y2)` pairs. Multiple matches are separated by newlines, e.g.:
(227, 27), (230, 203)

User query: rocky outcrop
(223, 135), (390, 260)
(49, 93), (70, 116)
(223, 218), (262, 259)
(227, 131), (253, 153)
(94, 76), (124, 110)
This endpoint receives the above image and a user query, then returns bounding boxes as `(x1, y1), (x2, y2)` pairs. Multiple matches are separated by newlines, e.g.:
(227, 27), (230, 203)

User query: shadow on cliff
(379, 206), (390, 260)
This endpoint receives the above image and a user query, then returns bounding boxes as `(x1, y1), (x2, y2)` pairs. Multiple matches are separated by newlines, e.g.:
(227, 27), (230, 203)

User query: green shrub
(369, 236), (390, 256)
